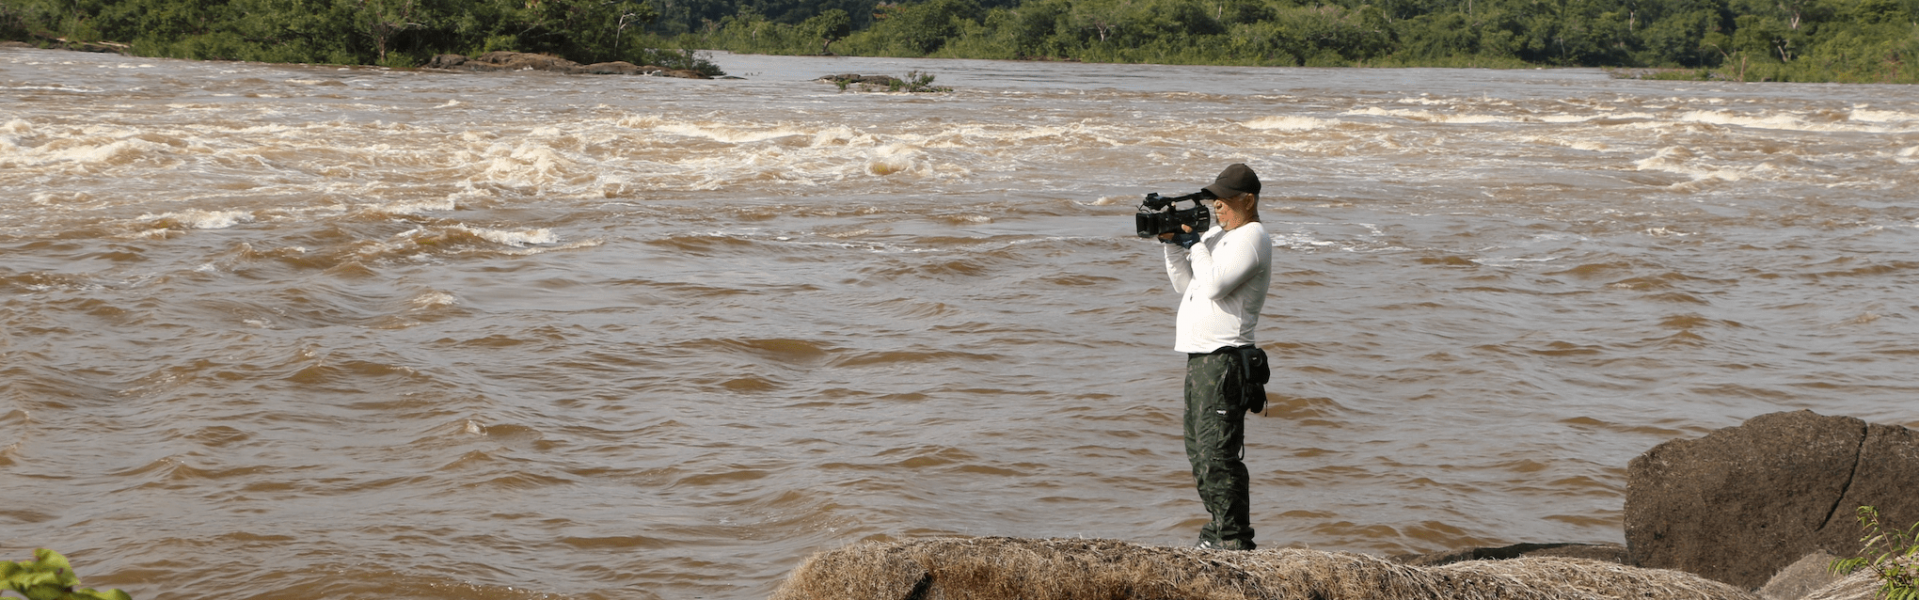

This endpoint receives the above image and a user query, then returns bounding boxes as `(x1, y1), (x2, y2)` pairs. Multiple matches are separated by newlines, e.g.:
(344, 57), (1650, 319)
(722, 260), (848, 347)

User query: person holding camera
(1156, 163), (1273, 551)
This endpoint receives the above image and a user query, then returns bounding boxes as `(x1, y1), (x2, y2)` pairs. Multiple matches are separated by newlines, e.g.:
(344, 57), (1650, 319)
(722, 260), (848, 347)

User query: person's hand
(1159, 225), (1198, 248)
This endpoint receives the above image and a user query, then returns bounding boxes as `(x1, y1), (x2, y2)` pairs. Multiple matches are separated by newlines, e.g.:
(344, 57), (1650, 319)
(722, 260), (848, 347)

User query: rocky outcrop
(1755, 552), (1846, 600)
(771, 537), (1757, 600)
(1625, 410), (1919, 590)
(425, 51), (709, 78)
(8, 34), (129, 53)
(817, 73), (902, 86)
(576, 60), (646, 75)
(1800, 569), (1883, 600)
(816, 73), (951, 92)
(426, 53), (467, 69)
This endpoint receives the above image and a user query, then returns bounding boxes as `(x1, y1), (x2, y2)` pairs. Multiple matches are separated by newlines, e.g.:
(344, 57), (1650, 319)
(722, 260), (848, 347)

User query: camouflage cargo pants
(1184, 351), (1256, 550)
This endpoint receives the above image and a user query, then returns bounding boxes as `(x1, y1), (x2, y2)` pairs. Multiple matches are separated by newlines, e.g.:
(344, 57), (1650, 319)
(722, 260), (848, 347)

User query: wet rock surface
(1625, 410), (1919, 590)
(1393, 542), (1631, 567)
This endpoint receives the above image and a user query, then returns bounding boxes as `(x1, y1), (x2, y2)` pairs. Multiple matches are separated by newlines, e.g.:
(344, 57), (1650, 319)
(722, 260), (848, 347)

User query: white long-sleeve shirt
(1165, 222), (1272, 354)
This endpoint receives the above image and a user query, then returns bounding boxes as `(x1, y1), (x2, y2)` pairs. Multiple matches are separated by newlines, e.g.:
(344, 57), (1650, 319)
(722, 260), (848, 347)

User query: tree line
(692, 0), (1919, 82)
(0, 0), (719, 73)
(3, 0), (1916, 82)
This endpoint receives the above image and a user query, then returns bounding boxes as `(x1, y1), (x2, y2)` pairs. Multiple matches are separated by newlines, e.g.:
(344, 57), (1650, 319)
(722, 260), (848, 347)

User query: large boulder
(1625, 410), (1919, 590)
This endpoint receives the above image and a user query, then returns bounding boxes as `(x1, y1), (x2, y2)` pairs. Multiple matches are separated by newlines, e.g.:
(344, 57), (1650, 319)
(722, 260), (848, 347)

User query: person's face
(1213, 193), (1250, 217)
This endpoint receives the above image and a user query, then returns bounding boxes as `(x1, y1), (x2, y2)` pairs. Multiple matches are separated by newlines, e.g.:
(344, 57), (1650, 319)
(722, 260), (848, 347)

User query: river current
(3, 47), (1917, 600)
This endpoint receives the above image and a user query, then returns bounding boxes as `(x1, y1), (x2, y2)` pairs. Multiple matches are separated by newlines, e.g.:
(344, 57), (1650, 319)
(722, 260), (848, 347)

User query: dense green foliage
(1832, 506), (1919, 600)
(0, 0), (681, 68)
(685, 0), (1918, 81)
(2, 0), (1914, 81)
(1, 549), (131, 600)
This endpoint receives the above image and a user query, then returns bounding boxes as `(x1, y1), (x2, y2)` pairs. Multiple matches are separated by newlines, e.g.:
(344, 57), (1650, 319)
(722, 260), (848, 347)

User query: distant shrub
(633, 47), (726, 77)
(901, 70), (950, 92)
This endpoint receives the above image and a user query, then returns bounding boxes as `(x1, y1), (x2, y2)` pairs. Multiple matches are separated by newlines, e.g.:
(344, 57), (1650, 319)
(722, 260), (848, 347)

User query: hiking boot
(1195, 538), (1256, 551)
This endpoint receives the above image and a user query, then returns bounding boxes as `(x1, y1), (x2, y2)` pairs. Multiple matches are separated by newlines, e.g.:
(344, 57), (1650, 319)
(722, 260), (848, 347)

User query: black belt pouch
(1216, 345), (1270, 413)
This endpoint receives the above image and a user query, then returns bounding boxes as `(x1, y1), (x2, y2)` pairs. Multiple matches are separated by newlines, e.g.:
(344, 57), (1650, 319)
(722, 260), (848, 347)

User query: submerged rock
(1394, 541), (1630, 567)
(816, 73), (951, 92)
(1625, 410), (1919, 590)
(578, 61), (645, 75)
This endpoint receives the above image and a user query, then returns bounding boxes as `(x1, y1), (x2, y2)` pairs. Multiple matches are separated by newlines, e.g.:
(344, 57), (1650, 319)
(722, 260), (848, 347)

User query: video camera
(1135, 190), (1213, 247)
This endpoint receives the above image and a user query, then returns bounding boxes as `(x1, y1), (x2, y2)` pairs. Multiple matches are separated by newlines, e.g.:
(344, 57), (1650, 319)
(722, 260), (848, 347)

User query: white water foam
(657, 123), (809, 144)
(1633, 146), (1746, 184)
(475, 143), (579, 184)
(865, 143), (926, 177)
(615, 114), (665, 128)
(1343, 107), (1510, 124)
(139, 209), (257, 229)
(2, 136), (171, 168)
(1243, 116), (1336, 131)
(410, 291), (459, 308)
(1850, 107), (1919, 125)
(462, 225), (558, 247)
(1678, 109), (1911, 133)
(376, 197), (459, 216)
(810, 126), (880, 148)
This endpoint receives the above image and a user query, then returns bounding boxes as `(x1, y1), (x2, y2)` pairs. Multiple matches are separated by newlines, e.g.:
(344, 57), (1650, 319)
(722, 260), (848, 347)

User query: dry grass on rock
(1799, 571), (1880, 600)
(770, 537), (1761, 600)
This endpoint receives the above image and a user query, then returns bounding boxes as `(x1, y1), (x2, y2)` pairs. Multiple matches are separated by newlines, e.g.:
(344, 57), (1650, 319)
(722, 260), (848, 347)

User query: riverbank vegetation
(1831, 506), (1919, 600)
(2, 0), (1915, 82)
(689, 0), (1919, 82)
(0, 0), (724, 74)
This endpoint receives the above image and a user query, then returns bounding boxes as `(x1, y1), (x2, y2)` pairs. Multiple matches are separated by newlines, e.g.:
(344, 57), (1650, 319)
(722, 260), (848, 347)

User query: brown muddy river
(3, 47), (1918, 600)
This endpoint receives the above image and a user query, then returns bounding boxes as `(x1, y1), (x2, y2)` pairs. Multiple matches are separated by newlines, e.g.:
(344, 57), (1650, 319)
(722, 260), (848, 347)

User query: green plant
(632, 47), (726, 77)
(901, 70), (951, 93)
(1, 549), (131, 600)
(1831, 506), (1919, 600)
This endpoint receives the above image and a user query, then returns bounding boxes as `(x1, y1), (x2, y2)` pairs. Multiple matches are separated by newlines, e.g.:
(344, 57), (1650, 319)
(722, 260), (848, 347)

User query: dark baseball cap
(1203, 163), (1261, 199)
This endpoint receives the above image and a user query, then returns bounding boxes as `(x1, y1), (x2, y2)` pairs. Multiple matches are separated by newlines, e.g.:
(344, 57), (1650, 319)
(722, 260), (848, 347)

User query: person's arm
(1184, 228), (1261, 301)
(1164, 241), (1193, 294)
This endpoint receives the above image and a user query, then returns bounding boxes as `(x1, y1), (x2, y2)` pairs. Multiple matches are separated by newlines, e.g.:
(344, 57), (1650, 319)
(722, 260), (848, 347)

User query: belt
(1188, 346), (1242, 359)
